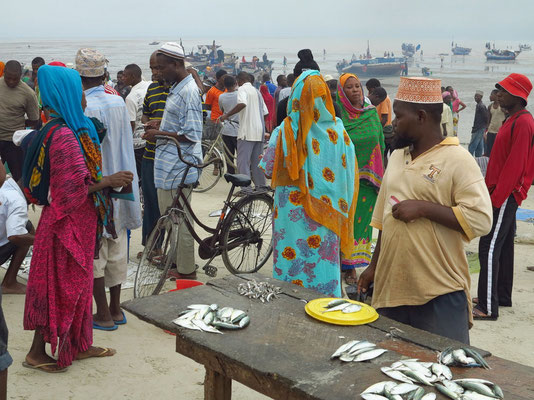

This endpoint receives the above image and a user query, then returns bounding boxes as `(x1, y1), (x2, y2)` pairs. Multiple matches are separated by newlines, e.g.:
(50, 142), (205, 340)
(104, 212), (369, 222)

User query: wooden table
(122, 274), (534, 400)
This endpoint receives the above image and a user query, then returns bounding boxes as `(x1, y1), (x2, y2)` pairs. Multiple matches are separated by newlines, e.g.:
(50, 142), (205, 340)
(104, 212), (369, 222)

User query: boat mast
(366, 40), (371, 59)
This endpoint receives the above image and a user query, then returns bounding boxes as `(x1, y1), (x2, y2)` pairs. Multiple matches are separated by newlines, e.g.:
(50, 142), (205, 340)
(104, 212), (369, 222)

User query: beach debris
(438, 347), (490, 369)
(172, 304), (250, 334)
(237, 279), (282, 302)
(331, 340), (387, 363)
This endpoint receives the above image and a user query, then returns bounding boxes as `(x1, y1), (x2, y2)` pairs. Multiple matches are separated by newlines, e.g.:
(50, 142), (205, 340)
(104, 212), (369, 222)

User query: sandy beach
(3, 180), (534, 399)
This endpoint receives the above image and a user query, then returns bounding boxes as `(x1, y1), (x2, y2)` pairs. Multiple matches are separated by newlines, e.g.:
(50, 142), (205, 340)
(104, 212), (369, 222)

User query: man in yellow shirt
(358, 77), (493, 343)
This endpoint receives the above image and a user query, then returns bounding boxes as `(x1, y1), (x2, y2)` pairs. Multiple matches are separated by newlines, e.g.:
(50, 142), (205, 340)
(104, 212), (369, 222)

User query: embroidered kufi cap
(395, 77), (443, 104)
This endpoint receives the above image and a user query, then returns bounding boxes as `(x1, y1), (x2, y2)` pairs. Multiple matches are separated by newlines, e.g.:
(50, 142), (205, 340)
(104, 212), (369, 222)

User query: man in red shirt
(474, 73), (534, 320)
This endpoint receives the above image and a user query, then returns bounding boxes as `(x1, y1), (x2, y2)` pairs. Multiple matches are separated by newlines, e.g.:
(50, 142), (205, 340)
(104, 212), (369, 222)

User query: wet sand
(4, 181), (534, 399)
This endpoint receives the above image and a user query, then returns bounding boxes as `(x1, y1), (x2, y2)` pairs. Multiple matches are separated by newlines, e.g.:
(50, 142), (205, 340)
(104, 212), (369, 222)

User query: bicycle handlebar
(155, 135), (218, 170)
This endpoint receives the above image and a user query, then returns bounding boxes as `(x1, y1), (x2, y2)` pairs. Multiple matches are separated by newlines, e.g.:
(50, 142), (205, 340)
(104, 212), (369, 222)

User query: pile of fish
(435, 379), (504, 399)
(237, 279), (282, 302)
(361, 381), (436, 400)
(370, 358), (504, 399)
(172, 304), (250, 334)
(323, 299), (362, 314)
(439, 347), (490, 369)
(331, 340), (387, 363)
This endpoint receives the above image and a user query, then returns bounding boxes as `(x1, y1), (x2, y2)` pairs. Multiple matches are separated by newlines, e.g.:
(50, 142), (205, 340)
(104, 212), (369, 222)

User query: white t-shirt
(236, 82), (268, 142)
(125, 80), (151, 149)
(0, 178), (28, 247)
(278, 87), (291, 102)
(441, 104), (454, 137)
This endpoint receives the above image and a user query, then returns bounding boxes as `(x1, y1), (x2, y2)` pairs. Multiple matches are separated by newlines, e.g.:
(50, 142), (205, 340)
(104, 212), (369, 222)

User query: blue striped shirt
(154, 75), (203, 190)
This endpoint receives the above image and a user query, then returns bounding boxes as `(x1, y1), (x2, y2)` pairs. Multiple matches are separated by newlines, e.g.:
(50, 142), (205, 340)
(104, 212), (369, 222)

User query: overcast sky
(2, 0), (532, 40)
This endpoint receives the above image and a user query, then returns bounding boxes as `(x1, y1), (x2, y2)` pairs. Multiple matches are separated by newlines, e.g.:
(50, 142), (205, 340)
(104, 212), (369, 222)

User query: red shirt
(485, 110), (534, 208)
(104, 84), (120, 96)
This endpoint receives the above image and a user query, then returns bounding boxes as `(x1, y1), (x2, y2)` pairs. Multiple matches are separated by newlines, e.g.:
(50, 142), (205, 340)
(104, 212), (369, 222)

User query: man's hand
(219, 114), (228, 123)
(144, 120), (161, 130)
(357, 266), (375, 294)
(142, 129), (159, 142)
(392, 200), (424, 223)
(106, 171), (134, 188)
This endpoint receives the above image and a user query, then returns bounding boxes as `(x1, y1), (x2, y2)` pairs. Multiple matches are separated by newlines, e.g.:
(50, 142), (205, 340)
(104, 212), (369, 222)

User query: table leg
(204, 366), (232, 400)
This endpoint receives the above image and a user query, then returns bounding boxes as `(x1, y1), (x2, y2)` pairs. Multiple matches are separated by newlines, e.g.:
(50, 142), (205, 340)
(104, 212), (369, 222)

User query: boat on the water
(519, 44), (531, 51)
(149, 41), (160, 45)
(451, 44), (471, 55)
(337, 42), (406, 78)
(185, 40), (274, 82)
(401, 43), (415, 58)
(485, 49), (521, 61)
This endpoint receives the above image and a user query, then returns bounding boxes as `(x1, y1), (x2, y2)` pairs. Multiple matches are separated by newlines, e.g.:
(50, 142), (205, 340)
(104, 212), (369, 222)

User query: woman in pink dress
(21, 65), (133, 372)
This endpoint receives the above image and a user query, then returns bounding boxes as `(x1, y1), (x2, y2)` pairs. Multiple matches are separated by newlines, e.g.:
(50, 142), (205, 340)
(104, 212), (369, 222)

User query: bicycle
(134, 135), (273, 298)
(195, 120), (238, 193)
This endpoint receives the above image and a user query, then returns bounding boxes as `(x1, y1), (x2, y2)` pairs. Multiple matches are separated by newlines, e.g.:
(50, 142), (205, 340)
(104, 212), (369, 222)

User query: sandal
(472, 306), (498, 321)
(22, 361), (67, 373)
(472, 297), (478, 304)
(76, 347), (116, 360)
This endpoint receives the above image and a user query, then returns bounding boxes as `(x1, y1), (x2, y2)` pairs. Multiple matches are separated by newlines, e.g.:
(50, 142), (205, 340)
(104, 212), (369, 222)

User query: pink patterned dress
(24, 128), (97, 367)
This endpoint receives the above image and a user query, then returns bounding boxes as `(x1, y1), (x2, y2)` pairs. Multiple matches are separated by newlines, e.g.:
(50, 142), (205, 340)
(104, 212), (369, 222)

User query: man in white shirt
(441, 91), (454, 137)
(218, 75), (240, 174)
(220, 71), (268, 193)
(123, 63), (151, 178)
(0, 161), (34, 294)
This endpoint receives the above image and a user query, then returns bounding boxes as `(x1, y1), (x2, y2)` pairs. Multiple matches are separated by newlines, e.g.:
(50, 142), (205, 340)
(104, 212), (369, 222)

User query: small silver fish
(420, 394), (436, 400)
(187, 304), (209, 310)
(326, 299), (349, 308)
(342, 304), (362, 313)
(403, 361), (433, 377)
(361, 381), (397, 395)
(461, 390), (497, 400)
(389, 383), (420, 395)
(456, 382), (497, 398)
(339, 353), (356, 362)
(331, 340), (360, 359)
(435, 383), (460, 399)
(380, 367), (415, 384)
(173, 318), (202, 331)
(347, 341), (376, 355)
(238, 315), (250, 328)
(361, 394), (389, 400)
(212, 321), (240, 330)
(203, 311), (215, 325)
(411, 387), (426, 400)
(431, 363), (453, 380)
(191, 318), (223, 334)
(230, 309), (246, 324)
(322, 303), (352, 313)
(452, 349), (469, 364)
(353, 348), (387, 362)
(442, 380), (464, 395)
(403, 369), (434, 386)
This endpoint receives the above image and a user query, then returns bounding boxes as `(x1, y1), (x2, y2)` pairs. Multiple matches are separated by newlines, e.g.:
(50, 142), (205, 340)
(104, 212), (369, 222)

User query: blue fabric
(38, 66), (101, 159)
(468, 128), (485, 157)
(155, 75), (203, 189)
(0, 289), (13, 371)
(141, 157), (160, 244)
(266, 81), (277, 96)
(259, 70), (357, 298)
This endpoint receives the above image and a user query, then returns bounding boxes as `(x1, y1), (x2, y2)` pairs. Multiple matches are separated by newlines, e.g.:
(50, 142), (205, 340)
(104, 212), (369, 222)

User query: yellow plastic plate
(305, 298), (379, 326)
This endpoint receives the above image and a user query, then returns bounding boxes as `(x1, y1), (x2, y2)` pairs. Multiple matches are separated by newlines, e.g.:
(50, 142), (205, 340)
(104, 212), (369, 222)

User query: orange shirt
(205, 86), (225, 120)
(375, 96), (392, 126)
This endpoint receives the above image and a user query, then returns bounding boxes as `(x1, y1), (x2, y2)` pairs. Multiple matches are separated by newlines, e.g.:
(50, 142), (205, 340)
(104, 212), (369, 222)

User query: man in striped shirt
(140, 52), (169, 249)
(143, 42), (202, 279)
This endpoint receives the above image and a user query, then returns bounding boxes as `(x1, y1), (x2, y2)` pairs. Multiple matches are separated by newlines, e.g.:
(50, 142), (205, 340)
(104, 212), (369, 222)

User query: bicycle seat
(224, 174), (251, 187)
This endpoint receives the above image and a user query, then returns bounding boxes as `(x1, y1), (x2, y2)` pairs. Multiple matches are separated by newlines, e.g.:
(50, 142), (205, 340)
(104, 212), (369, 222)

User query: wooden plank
(204, 367), (231, 400)
(123, 275), (533, 400)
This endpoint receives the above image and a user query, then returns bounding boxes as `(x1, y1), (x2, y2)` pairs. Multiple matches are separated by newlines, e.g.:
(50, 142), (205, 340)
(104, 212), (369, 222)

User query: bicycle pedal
(203, 265), (217, 277)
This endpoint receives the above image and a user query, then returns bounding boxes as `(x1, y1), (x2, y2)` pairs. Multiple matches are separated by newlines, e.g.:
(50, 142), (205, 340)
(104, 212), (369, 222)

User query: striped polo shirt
(142, 82), (169, 160)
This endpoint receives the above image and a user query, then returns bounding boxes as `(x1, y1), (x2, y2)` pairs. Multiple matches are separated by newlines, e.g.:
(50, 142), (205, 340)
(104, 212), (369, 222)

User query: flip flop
(76, 347), (116, 360)
(114, 311), (127, 325)
(93, 321), (118, 331)
(22, 361), (67, 373)
(472, 306), (498, 321)
(472, 297), (478, 304)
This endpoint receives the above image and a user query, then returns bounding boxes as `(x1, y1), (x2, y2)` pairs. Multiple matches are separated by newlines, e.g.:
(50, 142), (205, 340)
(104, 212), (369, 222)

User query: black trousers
(0, 141), (23, 182)
(134, 147), (145, 185)
(377, 291), (470, 344)
(485, 132), (497, 156)
(222, 135), (237, 175)
(477, 195), (517, 317)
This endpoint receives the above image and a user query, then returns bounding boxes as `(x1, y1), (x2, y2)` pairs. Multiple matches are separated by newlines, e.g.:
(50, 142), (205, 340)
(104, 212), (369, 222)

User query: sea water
(1, 36), (533, 145)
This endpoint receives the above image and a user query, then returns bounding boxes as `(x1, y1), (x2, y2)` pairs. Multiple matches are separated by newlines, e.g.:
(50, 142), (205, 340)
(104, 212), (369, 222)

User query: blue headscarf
(38, 65), (101, 154)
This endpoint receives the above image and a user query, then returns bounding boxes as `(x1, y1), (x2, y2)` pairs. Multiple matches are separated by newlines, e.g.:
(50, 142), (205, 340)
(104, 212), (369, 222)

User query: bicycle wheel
(134, 216), (178, 298)
(221, 193), (273, 274)
(194, 141), (223, 193)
